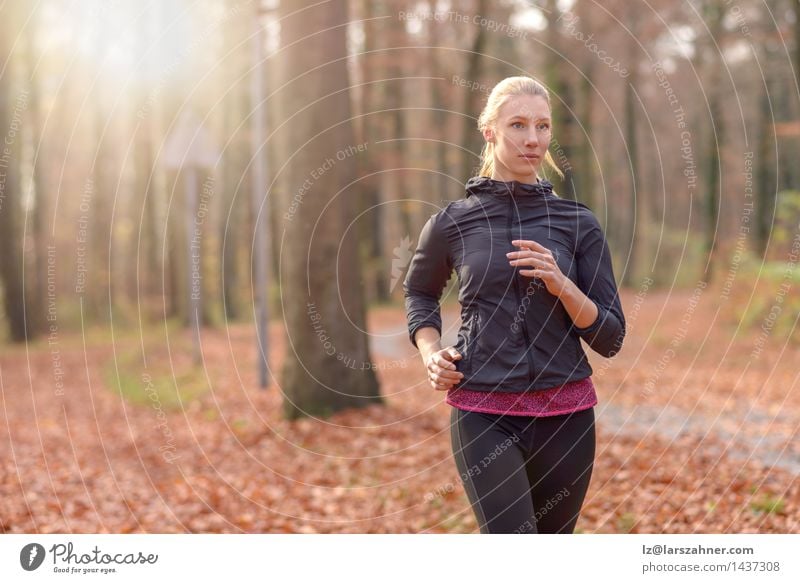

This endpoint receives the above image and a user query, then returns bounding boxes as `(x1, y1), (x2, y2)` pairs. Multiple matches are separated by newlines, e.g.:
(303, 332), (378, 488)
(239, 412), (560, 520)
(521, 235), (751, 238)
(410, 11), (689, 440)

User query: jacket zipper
(466, 309), (479, 372)
(507, 184), (536, 387)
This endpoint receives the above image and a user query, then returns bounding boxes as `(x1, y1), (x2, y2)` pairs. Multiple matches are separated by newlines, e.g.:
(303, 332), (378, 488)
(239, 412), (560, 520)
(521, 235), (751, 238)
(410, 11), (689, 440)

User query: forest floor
(1, 284), (799, 533)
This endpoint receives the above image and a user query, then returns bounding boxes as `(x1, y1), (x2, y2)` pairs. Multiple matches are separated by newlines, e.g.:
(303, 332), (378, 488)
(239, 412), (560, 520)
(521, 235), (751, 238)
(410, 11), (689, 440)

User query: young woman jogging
(404, 75), (626, 534)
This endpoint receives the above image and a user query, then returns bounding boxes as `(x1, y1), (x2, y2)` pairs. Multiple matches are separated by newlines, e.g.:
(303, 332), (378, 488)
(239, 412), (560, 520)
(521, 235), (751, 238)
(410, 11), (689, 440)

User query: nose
(524, 130), (538, 147)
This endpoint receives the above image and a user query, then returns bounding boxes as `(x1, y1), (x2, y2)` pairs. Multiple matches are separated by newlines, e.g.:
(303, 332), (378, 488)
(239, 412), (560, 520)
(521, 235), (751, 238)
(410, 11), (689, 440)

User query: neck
(490, 172), (541, 185)
(489, 164), (541, 185)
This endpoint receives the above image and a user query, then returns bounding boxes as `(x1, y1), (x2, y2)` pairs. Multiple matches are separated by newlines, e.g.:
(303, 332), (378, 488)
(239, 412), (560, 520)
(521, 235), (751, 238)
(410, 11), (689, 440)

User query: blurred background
(1, 0), (799, 533)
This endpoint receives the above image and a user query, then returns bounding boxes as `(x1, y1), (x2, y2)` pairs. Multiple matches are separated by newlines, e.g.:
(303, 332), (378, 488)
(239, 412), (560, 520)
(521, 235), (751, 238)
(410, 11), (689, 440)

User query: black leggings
(449, 406), (596, 534)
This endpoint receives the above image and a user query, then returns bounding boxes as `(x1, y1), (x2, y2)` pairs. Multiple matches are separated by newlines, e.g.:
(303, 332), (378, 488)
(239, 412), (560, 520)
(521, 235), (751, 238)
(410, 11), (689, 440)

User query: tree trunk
(755, 74), (775, 258)
(427, 2), (451, 207)
(131, 3), (164, 312)
(622, 12), (641, 288)
(544, 0), (576, 198)
(701, 0), (726, 283)
(18, 2), (45, 339)
(575, 1), (596, 209)
(0, 1), (27, 342)
(704, 81), (721, 283)
(219, 4), (251, 321)
(276, 0), (381, 419)
(459, 0), (488, 182)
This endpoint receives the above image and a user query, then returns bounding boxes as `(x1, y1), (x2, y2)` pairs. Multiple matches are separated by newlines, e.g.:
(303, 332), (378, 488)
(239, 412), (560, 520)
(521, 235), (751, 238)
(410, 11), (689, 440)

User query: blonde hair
(476, 76), (564, 181)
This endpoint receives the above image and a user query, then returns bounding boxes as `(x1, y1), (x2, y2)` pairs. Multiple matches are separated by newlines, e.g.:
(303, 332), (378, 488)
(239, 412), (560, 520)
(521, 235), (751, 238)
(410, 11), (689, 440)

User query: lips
(520, 154), (540, 159)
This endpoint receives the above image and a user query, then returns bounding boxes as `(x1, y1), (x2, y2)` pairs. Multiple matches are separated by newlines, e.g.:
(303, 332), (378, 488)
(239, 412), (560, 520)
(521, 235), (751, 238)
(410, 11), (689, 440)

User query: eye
(511, 121), (525, 129)
(537, 122), (551, 131)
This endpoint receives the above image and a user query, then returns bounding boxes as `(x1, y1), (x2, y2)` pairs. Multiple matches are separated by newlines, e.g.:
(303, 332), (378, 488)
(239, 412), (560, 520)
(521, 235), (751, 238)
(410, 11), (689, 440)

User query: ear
(483, 128), (495, 143)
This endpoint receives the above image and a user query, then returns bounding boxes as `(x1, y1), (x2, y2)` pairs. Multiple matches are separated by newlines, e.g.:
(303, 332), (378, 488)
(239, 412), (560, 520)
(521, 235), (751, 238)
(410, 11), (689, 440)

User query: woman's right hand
(424, 347), (464, 391)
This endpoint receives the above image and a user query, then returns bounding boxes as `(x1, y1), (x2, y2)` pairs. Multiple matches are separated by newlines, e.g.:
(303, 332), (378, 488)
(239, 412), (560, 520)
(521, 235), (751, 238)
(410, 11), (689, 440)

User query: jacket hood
(465, 175), (554, 198)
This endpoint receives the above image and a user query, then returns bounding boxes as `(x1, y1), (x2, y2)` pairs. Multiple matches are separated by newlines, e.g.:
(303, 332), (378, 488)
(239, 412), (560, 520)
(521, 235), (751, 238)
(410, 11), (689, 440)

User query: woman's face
(484, 93), (552, 183)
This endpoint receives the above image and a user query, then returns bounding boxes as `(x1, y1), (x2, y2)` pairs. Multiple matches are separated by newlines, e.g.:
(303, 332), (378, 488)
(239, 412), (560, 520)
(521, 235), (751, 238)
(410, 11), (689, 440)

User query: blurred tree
(575, 0), (597, 211)
(699, 0), (728, 283)
(276, 0), (381, 418)
(368, 0), (410, 304)
(459, 0), (489, 183)
(0, 0), (27, 342)
(425, 0), (451, 207)
(219, 1), (252, 321)
(132, 2), (165, 313)
(20, 1), (46, 338)
(754, 4), (780, 258)
(622, 5), (642, 287)
(543, 0), (577, 199)
(354, 0), (385, 305)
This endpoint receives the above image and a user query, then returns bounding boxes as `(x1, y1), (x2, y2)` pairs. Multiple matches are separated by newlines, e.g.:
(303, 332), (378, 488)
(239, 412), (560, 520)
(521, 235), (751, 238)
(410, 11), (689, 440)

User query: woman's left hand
(507, 239), (570, 298)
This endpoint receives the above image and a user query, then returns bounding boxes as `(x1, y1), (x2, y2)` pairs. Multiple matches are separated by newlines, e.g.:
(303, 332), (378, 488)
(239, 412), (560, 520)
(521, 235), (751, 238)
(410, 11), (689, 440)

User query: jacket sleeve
(571, 211), (626, 357)
(403, 211), (454, 349)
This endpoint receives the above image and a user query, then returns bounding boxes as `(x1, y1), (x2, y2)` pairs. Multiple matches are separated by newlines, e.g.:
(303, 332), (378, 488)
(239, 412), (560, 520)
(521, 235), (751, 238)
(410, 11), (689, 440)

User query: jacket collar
(465, 175), (554, 198)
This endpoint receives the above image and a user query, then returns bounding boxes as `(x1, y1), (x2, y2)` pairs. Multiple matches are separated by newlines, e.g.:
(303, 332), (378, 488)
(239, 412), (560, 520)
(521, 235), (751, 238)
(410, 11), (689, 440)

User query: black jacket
(403, 176), (625, 393)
